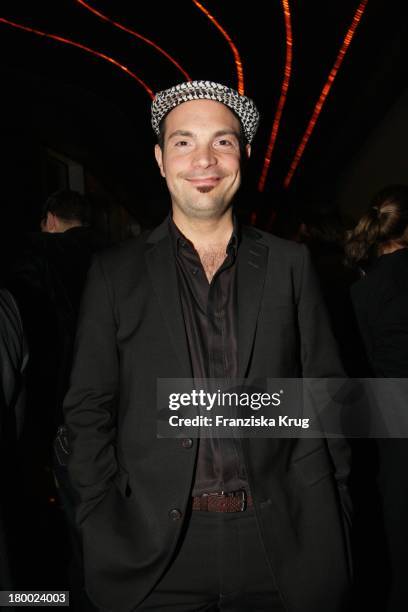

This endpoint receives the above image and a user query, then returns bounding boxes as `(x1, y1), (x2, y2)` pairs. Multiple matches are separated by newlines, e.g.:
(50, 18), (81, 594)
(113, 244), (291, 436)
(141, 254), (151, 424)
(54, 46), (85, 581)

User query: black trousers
(137, 506), (286, 611)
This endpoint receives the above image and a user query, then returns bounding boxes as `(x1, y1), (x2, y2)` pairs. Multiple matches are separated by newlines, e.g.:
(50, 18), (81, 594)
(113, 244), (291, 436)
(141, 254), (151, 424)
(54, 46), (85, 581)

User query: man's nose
(191, 143), (217, 168)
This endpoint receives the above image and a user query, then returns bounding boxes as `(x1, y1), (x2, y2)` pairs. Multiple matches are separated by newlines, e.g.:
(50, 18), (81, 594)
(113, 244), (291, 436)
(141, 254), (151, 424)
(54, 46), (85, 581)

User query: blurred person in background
(345, 185), (408, 377)
(345, 184), (408, 612)
(9, 189), (98, 436)
(6, 189), (102, 609)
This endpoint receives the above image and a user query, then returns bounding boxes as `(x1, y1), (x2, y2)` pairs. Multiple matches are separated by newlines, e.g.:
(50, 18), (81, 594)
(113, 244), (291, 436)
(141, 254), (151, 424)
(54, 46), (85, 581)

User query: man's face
(154, 99), (250, 220)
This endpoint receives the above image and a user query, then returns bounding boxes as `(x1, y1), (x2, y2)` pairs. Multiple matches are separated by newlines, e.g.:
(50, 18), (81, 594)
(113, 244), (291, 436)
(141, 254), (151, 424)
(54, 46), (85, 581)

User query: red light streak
(283, 0), (369, 188)
(0, 17), (154, 98)
(192, 0), (245, 95)
(258, 0), (293, 192)
(74, 0), (191, 81)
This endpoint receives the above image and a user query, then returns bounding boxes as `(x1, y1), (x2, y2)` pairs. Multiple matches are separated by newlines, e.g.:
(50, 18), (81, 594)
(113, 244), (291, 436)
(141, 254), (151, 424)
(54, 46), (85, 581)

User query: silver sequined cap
(151, 80), (260, 144)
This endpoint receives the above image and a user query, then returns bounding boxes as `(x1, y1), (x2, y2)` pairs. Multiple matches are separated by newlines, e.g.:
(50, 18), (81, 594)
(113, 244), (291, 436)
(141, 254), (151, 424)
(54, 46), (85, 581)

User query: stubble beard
(175, 191), (231, 220)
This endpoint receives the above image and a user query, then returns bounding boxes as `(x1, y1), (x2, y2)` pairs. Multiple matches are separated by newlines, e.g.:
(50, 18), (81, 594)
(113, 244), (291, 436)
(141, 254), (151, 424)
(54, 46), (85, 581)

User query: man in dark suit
(64, 81), (352, 612)
(8, 190), (101, 607)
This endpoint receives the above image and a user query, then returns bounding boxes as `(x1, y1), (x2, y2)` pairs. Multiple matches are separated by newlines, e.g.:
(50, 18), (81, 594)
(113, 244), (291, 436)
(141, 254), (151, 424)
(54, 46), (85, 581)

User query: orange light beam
(283, 0), (369, 188)
(74, 0), (191, 81)
(0, 17), (154, 98)
(258, 0), (293, 192)
(192, 0), (245, 94)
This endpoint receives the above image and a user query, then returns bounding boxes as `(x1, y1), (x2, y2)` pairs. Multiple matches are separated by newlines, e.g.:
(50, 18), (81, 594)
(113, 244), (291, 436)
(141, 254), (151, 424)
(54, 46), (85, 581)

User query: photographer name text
(168, 415), (310, 429)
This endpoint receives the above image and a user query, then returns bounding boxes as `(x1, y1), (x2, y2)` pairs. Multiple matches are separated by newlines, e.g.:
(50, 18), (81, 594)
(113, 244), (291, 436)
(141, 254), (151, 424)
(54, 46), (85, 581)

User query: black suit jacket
(64, 219), (352, 612)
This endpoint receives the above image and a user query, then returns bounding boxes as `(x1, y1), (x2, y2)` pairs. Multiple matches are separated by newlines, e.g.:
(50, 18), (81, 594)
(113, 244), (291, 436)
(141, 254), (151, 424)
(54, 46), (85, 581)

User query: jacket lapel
(145, 219), (192, 377)
(237, 227), (269, 378)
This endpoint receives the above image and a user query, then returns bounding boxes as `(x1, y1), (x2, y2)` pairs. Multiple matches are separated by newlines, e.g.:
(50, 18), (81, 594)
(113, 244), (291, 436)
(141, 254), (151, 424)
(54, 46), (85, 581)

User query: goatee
(196, 186), (215, 193)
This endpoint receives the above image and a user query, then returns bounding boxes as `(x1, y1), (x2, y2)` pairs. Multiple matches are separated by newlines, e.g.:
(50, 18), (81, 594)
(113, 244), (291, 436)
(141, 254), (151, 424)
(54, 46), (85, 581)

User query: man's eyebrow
(213, 130), (240, 139)
(167, 130), (194, 140)
(167, 129), (239, 140)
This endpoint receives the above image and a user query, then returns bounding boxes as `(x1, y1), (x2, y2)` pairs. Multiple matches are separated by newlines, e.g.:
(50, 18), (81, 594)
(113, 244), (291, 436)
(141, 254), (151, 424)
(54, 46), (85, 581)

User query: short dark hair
(41, 189), (91, 225)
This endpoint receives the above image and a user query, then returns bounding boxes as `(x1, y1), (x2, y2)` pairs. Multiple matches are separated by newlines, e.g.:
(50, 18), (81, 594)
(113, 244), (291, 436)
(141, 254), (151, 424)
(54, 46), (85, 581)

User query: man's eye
(175, 140), (189, 147)
(216, 139), (233, 147)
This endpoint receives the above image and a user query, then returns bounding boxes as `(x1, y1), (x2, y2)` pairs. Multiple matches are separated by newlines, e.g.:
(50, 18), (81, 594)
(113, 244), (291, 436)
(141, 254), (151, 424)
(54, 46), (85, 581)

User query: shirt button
(168, 508), (182, 521)
(181, 438), (193, 449)
(191, 267), (198, 275)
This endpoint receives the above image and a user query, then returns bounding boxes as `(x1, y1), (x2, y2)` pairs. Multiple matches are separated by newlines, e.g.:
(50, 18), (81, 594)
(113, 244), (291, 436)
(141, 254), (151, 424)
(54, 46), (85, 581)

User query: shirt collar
(168, 213), (240, 257)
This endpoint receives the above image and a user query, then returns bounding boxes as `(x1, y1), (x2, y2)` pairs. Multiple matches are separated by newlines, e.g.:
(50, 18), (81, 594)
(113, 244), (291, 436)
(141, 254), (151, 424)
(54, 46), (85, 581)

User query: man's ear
(245, 143), (251, 159)
(154, 144), (166, 178)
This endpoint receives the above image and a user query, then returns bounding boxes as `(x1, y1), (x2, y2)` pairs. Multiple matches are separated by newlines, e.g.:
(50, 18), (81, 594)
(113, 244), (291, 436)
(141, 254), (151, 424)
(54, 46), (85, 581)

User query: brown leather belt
(192, 490), (253, 512)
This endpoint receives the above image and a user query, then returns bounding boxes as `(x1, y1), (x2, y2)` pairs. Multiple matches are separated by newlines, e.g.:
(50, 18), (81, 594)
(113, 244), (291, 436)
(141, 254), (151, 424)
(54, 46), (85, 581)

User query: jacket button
(168, 508), (182, 521)
(181, 438), (193, 449)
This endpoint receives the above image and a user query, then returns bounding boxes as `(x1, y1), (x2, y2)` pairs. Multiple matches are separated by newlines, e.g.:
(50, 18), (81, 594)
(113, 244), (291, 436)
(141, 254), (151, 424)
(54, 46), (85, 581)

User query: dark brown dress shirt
(169, 216), (249, 495)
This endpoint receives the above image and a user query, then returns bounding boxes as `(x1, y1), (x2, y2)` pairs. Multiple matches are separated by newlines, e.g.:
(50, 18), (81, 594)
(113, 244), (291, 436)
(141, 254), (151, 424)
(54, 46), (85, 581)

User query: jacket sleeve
(63, 255), (119, 525)
(296, 245), (351, 484)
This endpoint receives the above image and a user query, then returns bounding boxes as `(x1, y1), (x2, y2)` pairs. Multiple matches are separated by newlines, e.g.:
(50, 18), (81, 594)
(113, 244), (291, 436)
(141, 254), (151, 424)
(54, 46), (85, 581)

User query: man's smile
(185, 177), (222, 188)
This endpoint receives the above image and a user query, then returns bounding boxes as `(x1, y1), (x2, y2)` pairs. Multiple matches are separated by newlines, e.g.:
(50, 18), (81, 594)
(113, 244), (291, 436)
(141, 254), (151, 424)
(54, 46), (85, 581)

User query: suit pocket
(77, 489), (110, 527)
(79, 468), (131, 526)
(293, 446), (333, 486)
